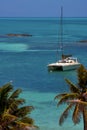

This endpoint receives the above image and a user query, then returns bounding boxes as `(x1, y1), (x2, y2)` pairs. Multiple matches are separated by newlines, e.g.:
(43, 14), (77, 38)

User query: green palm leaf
(15, 106), (34, 117)
(20, 117), (34, 125)
(56, 93), (79, 107)
(0, 83), (13, 113)
(8, 99), (25, 114)
(0, 83), (13, 99)
(55, 65), (87, 129)
(72, 104), (81, 124)
(1, 113), (17, 127)
(77, 64), (87, 89)
(0, 82), (37, 129)
(14, 121), (35, 129)
(9, 89), (22, 99)
(55, 93), (68, 100)
(65, 79), (80, 93)
(59, 104), (73, 125)
(20, 117), (38, 129)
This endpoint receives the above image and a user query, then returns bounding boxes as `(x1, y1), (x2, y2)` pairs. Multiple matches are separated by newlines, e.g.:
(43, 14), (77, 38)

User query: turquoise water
(0, 17), (87, 129)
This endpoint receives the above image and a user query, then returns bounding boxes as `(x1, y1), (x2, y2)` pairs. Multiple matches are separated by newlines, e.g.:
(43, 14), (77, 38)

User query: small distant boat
(47, 7), (81, 71)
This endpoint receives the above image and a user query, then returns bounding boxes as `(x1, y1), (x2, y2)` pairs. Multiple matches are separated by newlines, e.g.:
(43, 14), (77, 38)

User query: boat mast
(60, 6), (63, 55)
(56, 6), (63, 61)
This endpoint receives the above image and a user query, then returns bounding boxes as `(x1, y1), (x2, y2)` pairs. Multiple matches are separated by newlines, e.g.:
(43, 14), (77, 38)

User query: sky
(0, 0), (87, 17)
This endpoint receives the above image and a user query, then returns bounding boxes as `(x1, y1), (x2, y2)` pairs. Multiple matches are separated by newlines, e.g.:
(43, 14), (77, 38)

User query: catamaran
(47, 7), (81, 71)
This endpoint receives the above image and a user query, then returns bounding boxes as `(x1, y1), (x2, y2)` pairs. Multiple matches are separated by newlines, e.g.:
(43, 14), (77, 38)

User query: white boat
(48, 55), (81, 71)
(47, 7), (81, 71)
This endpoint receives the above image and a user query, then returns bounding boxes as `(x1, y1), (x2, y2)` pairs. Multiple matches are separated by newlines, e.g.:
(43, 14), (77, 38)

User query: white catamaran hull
(48, 62), (81, 71)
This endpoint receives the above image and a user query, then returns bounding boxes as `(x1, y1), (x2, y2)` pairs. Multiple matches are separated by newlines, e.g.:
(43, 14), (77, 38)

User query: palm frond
(57, 93), (79, 107)
(65, 79), (80, 93)
(0, 83), (13, 99)
(77, 64), (87, 89)
(0, 82), (13, 90)
(67, 99), (87, 106)
(14, 117), (38, 129)
(8, 99), (25, 113)
(14, 121), (34, 129)
(54, 93), (68, 100)
(15, 121), (31, 128)
(9, 89), (22, 99)
(20, 117), (34, 125)
(0, 83), (36, 129)
(56, 65), (87, 127)
(59, 104), (73, 126)
(0, 83), (13, 113)
(15, 106), (34, 117)
(72, 104), (81, 124)
(2, 113), (17, 125)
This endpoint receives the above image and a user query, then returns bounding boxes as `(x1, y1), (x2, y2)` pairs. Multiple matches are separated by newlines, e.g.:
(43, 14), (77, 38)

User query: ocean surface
(0, 17), (87, 130)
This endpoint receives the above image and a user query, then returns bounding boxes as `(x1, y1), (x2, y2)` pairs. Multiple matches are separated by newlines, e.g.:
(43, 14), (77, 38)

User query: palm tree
(55, 65), (87, 130)
(0, 82), (38, 130)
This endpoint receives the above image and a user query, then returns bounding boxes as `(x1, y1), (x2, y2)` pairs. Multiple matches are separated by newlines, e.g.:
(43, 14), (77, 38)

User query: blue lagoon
(0, 17), (87, 130)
